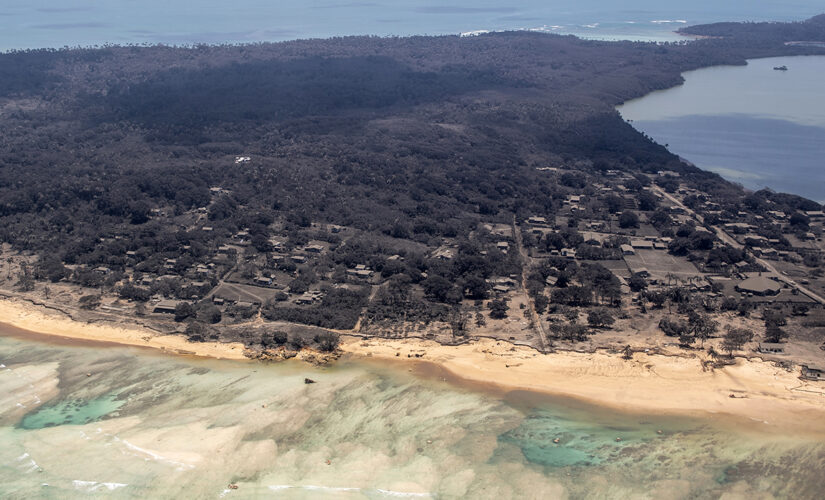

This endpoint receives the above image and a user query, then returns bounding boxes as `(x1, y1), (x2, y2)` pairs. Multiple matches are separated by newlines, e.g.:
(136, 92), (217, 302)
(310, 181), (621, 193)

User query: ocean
(618, 56), (825, 203)
(2, 332), (825, 498)
(1, 1), (823, 50)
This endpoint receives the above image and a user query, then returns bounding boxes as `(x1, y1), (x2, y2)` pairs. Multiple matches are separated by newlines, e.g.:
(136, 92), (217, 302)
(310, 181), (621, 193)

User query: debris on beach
(304, 378), (316, 384)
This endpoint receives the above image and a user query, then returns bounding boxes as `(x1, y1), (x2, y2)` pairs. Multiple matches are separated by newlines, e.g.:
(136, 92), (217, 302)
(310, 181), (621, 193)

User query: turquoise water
(1, 1), (823, 50)
(2, 332), (825, 498)
(19, 392), (124, 429)
(619, 56), (825, 203)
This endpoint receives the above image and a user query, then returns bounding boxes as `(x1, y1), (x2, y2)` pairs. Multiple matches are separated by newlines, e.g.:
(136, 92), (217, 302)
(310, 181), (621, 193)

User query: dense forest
(0, 15), (823, 338)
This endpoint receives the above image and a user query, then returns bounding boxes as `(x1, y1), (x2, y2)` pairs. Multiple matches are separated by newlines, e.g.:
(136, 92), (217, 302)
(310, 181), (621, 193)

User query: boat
(773, 65), (788, 71)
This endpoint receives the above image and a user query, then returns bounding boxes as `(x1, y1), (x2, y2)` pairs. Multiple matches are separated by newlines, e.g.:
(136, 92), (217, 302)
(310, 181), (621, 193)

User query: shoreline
(0, 298), (248, 360)
(2, 296), (825, 431)
(340, 336), (825, 433)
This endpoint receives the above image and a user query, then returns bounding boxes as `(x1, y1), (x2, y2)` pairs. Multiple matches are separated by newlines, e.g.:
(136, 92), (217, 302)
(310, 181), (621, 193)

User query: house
(234, 156), (251, 164)
(212, 297), (225, 306)
(432, 247), (455, 260)
(291, 255), (307, 264)
(305, 244), (325, 253)
(527, 216), (548, 226)
(801, 365), (824, 381)
(757, 343), (786, 354)
(560, 248), (576, 259)
(93, 266), (111, 275)
(724, 223), (752, 234)
(153, 300), (182, 314)
(496, 241), (510, 251)
(255, 276), (273, 287)
(620, 244), (635, 256)
(295, 293), (316, 305)
(631, 240), (654, 250)
(736, 276), (781, 296)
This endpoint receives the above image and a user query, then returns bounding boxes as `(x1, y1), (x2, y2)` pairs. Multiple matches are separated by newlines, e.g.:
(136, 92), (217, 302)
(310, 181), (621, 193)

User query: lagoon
(618, 56), (825, 203)
(2, 332), (825, 498)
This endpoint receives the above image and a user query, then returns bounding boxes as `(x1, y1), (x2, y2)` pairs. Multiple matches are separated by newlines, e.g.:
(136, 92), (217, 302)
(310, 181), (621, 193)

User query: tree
(462, 274), (489, 300)
(659, 317), (688, 337)
(688, 311), (718, 347)
(423, 275), (455, 303)
(587, 309), (615, 328)
(36, 256), (68, 283)
(721, 327), (754, 356)
(262, 330), (288, 347)
(764, 324), (788, 343)
(449, 307), (469, 337)
(315, 331), (340, 352)
(197, 304), (223, 324)
(174, 302), (196, 322)
(622, 345), (633, 360)
(185, 321), (208, 342)
(475, 311), (486, 327)
(15, 269), (35, 292)
(489, 298), (509, 319)
(534, 294), (549, 314)
(628, 273), (648, 293)
(618, 211), (640, 229)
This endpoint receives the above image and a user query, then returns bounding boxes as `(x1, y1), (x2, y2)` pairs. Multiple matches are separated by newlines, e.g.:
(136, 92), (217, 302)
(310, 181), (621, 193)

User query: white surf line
(15, 452), (42, 473)
(72, 480), (128, 492)
(114, 436), (195, 471)
(267, 485), (433, 497)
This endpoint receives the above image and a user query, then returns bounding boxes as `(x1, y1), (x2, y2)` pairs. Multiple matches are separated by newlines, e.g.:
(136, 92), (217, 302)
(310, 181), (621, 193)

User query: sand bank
(0, 298), (247, 360)
(3, 296), (825, 430)
(341, 336), (825, 432)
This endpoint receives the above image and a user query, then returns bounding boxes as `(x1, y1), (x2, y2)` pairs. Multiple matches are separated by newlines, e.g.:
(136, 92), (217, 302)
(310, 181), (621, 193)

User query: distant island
(0, 14), (824, 388)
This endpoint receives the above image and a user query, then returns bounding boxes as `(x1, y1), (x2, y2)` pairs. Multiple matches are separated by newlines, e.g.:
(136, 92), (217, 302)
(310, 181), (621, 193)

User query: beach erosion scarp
(2, 296), (825, 434)
(340, 336), (825, 434)
(0, 298), (248, 360)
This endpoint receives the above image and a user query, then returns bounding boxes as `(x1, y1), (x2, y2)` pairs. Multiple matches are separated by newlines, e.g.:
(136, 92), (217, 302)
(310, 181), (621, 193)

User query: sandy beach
(3, 296), (825, 431)
(341, 336), (825, 432)
(0, 298), (247, 360)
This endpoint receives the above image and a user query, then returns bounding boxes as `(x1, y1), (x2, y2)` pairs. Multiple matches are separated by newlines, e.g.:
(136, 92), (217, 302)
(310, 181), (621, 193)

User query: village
(1, 158), (824, 382)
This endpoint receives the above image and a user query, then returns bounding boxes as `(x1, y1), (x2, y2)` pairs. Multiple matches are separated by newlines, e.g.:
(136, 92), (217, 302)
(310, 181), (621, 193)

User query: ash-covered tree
(314, 331), (340, 352)
(174, 302), (196, 322)
(688, 311), (718, 347)
(587, 308), (615, 328)
(618, 211), (640, 229)
(489, 298), (509, 319)
(721, 327), (754, 356)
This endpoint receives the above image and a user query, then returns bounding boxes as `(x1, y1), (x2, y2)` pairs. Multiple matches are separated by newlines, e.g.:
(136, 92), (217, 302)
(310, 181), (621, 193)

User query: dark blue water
(619, 56), (825, 203)
(635, 115), (825, 201)
(1, 1), (823, 50)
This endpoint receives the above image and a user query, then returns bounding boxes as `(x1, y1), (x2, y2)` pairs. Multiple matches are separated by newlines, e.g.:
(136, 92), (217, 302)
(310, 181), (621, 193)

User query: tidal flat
(2, 333), (824, 499)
